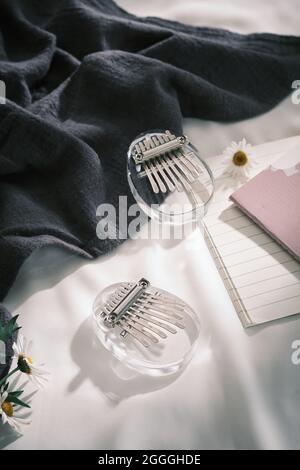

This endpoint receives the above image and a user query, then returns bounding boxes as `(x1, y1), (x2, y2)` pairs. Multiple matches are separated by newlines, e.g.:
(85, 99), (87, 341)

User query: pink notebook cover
(230, 154), (300, 262)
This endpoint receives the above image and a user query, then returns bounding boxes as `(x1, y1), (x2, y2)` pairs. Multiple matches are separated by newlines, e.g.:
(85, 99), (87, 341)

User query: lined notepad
(203, 136), (300, 327)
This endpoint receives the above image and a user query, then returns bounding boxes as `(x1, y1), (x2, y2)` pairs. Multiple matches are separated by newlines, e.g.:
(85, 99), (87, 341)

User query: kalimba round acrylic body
(92, 279), (202, 376)
(127, 130), (214, 226)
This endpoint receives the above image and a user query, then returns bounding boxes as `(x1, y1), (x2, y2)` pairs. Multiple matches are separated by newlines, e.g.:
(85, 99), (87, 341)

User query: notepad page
(203, 136), (300, 327)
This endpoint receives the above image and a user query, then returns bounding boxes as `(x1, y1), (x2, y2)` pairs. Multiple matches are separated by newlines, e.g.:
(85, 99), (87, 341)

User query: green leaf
(0, 314), (21, 343)
(8, 390), (24, 397)
(7, 394), (30, 409)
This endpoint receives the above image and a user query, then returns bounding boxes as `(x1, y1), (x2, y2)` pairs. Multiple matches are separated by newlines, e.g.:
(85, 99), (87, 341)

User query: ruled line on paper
(218, 237), (272, 257)
(247, 296), (300, 320)
(212, 225), (264, 246)
(215, 249), (283, 269)
(208, 220), (254, 237)
(207, 213), (245, 228)
(211, 221), (253, 237)
(227, 257), (292, 279)
(225, 257), (297, 281)
(206, 216), (247, 230)
(227, 268), (300, 290)
(222, 243), (281, 265)
(247, 294), (300, 312)
(241, 278), (300, 301)
(219, 240), (275, 258)
(228, 251), (292, 277)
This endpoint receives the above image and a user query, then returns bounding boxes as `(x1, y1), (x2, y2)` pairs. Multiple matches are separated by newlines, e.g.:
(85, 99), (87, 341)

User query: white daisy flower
(13, 334), (50, 389)
(222, 138), (256, 179)
(0, 389), (31, 432)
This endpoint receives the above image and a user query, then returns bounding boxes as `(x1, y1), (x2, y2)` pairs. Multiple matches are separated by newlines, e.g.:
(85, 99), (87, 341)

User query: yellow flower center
(1, 401), (13, 417)
(18, 354), (33, 374)
(232, 150), (248, 166)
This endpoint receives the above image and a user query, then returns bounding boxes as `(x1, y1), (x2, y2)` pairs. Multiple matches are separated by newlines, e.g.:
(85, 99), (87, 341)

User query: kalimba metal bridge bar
(95, 278), (187, 348)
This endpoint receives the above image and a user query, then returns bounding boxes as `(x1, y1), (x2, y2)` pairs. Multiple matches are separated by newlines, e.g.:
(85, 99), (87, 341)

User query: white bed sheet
(2, 0), (300, 450)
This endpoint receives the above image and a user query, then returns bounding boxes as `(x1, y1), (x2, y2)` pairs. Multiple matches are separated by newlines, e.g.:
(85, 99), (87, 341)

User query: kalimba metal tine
(177, 148), (200, 178)
(143, 135), (152, 150)
(136, 312), (178, 334)
(183, 148), (205, 174)
(164, 154), (192, 191)
(128, 305), (175, 336)
(142, 134), (168, 193)
(160, 155), (183, 192)
(151, 135), (176, 192)
(138, 294), (186, 316)
(118, 321), (151, 348)
(144, 161), (160, 193)
(155, 135), (181, 190)
(149, 160), (167, 193)
(135, 305), (185, 329)
(97, 278), (187, 348)
(124, 318), (159, 344)
(145, 291), (187, 307)
(172, 152), (195, 182)
(139, 303), (185, 321)
(160, 133), (195, 183)
(165, 130), (176, 141)
(158, 134), (208, 206)
(126, 312), (168, 339)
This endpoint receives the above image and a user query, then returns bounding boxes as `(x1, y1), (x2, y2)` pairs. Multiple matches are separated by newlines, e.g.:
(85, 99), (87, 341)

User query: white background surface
(2, 0), (300, 450)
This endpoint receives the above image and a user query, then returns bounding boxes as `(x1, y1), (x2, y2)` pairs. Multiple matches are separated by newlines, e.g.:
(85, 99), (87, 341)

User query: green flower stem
(0, 366), (19, 389)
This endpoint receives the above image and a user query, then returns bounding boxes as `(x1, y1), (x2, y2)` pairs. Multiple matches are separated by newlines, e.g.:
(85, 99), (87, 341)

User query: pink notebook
(230, 149), (300, 262)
